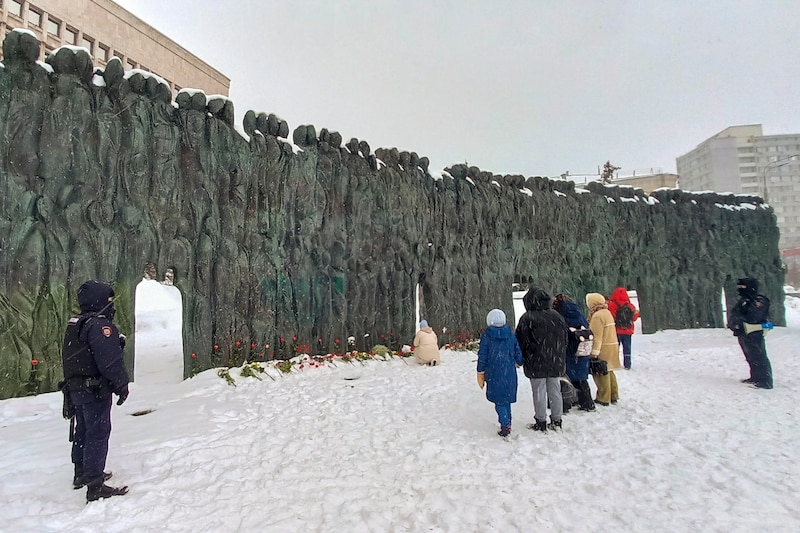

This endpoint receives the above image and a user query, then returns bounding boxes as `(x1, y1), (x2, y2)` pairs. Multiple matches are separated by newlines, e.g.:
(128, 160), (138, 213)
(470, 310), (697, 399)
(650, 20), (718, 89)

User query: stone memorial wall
(0, 30), (784, 398)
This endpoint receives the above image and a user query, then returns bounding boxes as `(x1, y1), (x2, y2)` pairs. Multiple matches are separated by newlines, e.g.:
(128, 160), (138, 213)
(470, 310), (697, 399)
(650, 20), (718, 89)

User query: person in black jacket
(61, 280), (131, 501)
(515, 288), (569, 431)
(727, 277), (773, 389)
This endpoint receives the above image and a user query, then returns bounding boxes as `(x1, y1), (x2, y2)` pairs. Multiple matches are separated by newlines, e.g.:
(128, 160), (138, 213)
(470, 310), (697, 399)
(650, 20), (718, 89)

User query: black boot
(548, 417), (562, 431)
(526, 420), (548, 432)
(86, 477), (128, 502)
(74, 471), (112, 489)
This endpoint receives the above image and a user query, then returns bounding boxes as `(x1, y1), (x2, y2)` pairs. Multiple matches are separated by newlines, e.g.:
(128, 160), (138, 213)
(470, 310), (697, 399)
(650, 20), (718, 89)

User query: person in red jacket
(608, 287), (640, 370)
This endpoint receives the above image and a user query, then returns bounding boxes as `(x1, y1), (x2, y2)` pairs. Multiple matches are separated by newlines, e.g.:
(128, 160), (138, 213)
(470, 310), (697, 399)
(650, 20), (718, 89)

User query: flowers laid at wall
(194, 331), (481, 385)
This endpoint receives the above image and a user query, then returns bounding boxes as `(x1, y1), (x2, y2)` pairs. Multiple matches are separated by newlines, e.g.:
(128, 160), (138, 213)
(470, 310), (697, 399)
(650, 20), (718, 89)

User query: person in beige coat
(585, 293), (621, 405)
(412, 320), (440, 366)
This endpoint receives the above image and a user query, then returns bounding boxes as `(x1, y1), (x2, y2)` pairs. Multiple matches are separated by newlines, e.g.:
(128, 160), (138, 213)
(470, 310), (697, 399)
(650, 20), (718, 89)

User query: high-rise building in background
(677, 125), (800, 285)
(0, 0), (229, 97)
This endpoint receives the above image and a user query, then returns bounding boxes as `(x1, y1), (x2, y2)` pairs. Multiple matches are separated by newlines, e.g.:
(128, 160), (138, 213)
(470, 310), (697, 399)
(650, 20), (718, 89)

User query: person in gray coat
(515, 288), (569, 431)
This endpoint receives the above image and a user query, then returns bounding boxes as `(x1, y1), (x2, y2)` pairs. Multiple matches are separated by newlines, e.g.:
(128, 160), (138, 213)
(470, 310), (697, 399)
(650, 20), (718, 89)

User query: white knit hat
(486, 309), (506, 327)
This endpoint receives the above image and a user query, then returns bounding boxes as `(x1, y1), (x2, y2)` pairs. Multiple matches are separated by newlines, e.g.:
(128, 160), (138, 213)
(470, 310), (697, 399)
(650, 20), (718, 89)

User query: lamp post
(758, 153), (800, 204)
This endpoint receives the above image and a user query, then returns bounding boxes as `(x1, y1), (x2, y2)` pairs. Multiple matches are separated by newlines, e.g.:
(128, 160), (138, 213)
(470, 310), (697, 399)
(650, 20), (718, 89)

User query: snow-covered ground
(1, 295), (799, 532)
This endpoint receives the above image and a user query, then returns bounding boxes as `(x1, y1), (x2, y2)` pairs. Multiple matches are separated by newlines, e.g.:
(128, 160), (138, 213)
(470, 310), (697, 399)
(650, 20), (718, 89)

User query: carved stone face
(163, 268), (175, 285)
(144, 262), (157, 280)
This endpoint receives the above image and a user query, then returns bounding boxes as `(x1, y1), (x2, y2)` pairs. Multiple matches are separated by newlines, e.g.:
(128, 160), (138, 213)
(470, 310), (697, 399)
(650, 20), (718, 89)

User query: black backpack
(615, 303), (634, 329)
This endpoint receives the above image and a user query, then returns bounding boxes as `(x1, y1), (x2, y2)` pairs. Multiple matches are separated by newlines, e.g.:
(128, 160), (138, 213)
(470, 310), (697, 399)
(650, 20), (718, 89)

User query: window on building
(98, 43), (110, 62)
(46, 17), (60, 36)
(125, 58), (136, 70)
(28, 7), (43, 27)
(64, 27), (77, 45)
(81, 35), (94, 54)
(8, 0), (22, 17)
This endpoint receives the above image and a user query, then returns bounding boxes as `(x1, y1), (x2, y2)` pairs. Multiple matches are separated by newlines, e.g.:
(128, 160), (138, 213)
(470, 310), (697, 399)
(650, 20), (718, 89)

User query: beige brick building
(612, 173), (679, 194)
(1, 0), (229, 96)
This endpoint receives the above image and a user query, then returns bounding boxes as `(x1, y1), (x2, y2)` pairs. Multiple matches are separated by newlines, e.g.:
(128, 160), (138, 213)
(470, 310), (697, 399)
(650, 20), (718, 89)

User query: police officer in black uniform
(61, 280), (131, 501)
(727, 277), (773, 389)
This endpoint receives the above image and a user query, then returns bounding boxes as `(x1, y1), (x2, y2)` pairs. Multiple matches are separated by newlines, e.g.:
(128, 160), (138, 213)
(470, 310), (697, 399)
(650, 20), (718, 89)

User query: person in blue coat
(553, 293), (595, 411)
(477, 309), (523, 437)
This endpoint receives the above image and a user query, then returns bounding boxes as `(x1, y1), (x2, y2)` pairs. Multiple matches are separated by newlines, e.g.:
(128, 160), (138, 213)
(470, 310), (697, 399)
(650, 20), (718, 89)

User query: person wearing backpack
(608, 287), (640, 370)
(727, 277), (773, 389)
(553, 293), (595, 411)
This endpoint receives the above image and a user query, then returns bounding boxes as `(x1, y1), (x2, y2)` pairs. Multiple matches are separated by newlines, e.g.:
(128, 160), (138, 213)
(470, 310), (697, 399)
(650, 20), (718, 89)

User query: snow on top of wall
(126, 68), (170, 89)
(465, 177), (475, 186)
(36, 60), (53, 73)
(574, 187), (591, 194)
(620, 196), (638, 203)
(12, 28), (37, 38)
(177, 87), (206, 97)
(51, 44), (91, 56)
(519, 187), (533, 197)
(715, 202), (759, 211)
(491, 180), (501, 188)
(554, 190), (566, 198)
(606, 197), (616, 203)
(206, 94), (232, 103)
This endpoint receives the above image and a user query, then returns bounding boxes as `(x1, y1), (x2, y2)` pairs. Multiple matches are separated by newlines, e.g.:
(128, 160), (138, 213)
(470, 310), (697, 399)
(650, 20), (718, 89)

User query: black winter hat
(77, 280), (115, 314)
(736, 277), (759, 297)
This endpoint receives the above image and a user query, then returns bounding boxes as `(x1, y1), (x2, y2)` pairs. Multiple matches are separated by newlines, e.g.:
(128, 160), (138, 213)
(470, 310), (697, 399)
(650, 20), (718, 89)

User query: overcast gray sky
(115, 0), (800, 179)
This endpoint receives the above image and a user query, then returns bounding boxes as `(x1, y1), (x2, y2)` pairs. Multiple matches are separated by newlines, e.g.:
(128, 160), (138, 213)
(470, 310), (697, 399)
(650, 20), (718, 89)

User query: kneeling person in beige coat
(413, 320), (441, 366)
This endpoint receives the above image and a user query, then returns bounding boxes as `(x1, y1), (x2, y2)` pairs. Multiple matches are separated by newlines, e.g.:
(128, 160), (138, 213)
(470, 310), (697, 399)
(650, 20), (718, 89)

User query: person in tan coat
(585, 293), (621, 405)
(412, 320), (440, 366)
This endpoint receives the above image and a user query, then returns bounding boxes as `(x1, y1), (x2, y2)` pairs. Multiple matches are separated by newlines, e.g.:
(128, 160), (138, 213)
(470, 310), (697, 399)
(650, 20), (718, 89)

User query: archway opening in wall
(416, 273), (432, 330)
(134, 264), (184, 385)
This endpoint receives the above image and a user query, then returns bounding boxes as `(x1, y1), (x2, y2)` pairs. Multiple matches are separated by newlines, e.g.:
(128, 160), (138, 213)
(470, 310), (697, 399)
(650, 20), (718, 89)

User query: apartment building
(0, 0), (229, 96)
(676, 125), (800, 251)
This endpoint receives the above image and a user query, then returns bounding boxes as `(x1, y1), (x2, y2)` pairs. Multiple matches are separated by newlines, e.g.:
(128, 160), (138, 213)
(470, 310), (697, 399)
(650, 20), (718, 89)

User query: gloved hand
(476, 372), (485, 389)
(119, 333), (127, 349)
(116, 385), (129, 406)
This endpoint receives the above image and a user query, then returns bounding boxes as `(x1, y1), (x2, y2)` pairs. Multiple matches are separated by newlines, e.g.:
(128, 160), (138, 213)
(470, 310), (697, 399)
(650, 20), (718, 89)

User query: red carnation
(251, 342), (257, 349)
(213, 345), (219, 351)
(292, 335), (297, 341)
(31, 359), (39, 366)
(235, 341), (242, 347)
(279, 337), (285, 343)
(191, 353), (197, 359)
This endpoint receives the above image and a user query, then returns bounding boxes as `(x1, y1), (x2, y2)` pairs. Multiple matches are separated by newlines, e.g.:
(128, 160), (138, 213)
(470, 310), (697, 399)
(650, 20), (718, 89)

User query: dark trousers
(71, 395), (112, 484)
(738, 333), (773, 387)
(571, 379), (595, 410)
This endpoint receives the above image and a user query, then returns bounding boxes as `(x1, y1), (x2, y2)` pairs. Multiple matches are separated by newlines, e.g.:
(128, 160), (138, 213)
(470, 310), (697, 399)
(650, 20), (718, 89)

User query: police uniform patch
(102, 325), (113, 337)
